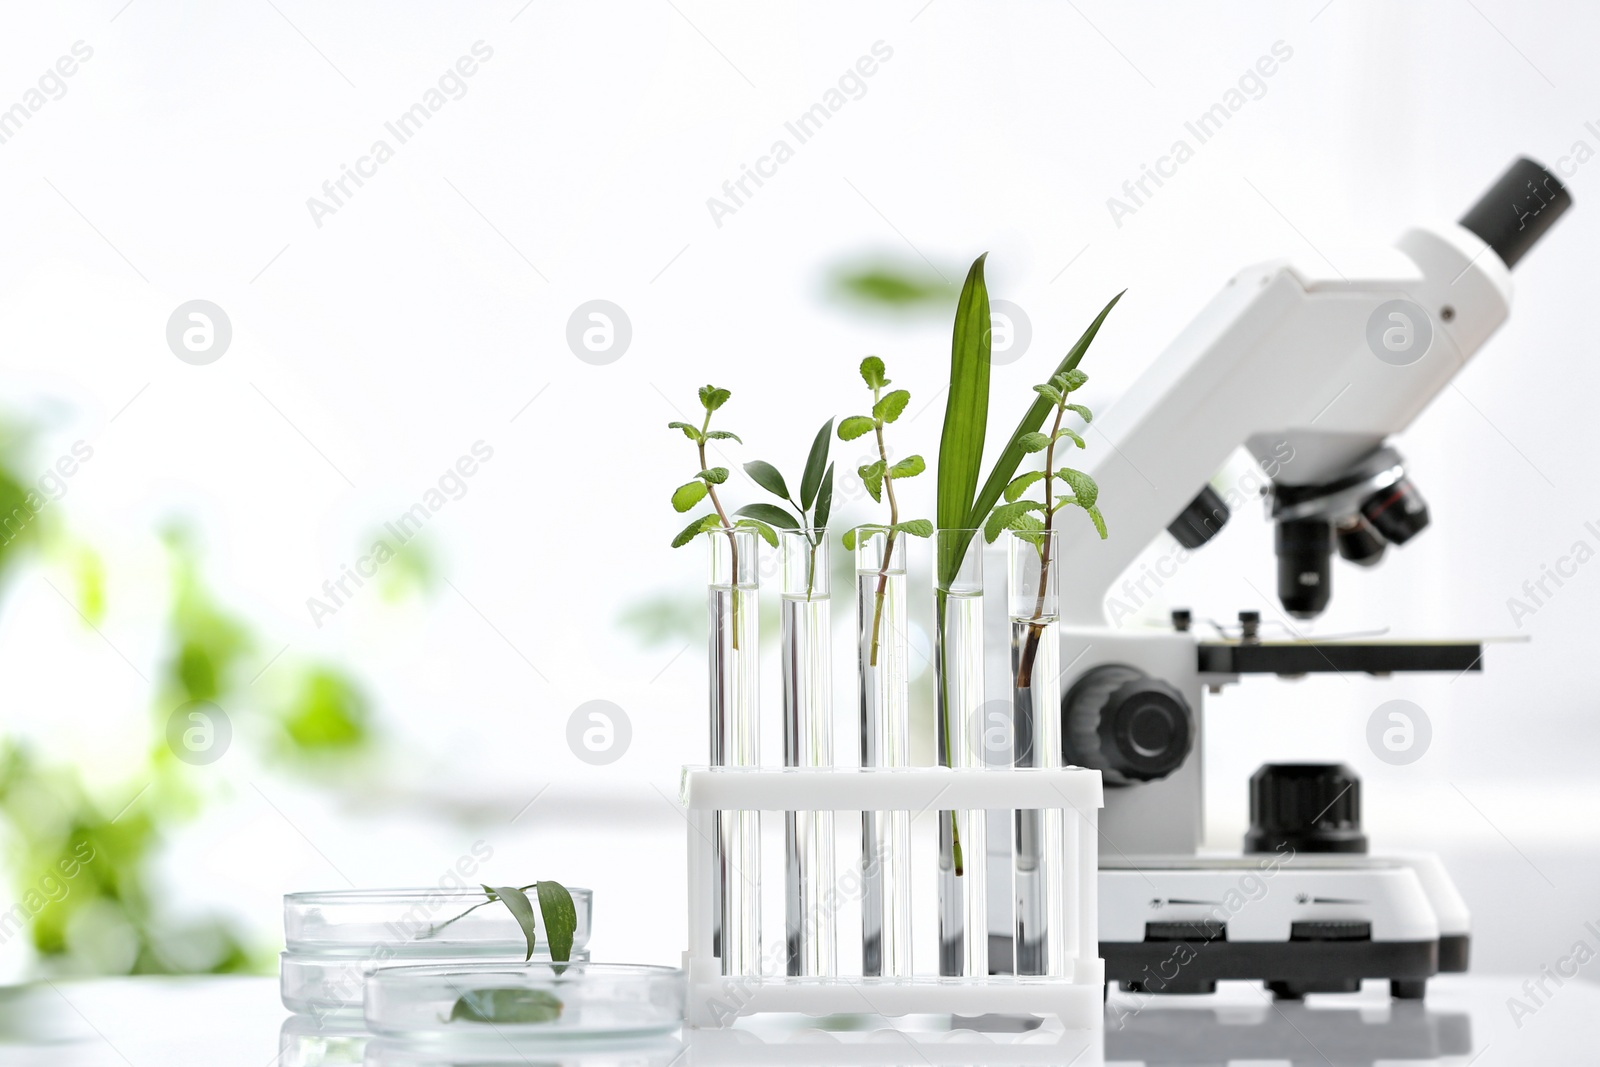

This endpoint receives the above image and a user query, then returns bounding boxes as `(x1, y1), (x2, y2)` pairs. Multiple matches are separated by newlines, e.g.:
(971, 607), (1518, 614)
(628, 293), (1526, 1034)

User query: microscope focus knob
(1062, 664), (1194, 785)
(1245, 763), (1368, 854)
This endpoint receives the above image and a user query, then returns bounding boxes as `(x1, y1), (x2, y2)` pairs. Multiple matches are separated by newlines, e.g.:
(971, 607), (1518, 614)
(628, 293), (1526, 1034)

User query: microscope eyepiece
(1459, 157), (1572, 270)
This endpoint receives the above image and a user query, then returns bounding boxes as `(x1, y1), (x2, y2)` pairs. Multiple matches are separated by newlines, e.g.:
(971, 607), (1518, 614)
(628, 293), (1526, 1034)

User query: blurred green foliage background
(0, 424), (423, 977)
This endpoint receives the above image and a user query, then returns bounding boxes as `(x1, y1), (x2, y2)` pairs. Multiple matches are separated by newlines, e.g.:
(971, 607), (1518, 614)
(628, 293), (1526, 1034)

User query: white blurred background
(0, 0), (1594, 983)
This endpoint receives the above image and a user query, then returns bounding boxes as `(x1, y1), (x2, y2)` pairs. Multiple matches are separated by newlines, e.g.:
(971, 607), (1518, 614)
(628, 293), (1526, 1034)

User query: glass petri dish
(283, 887), (592, 958)
(364, 962), (685, 1042)
(281, 949), (593, 1017)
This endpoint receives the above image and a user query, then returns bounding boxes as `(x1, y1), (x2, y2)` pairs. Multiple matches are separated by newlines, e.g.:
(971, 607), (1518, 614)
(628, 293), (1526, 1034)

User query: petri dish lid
(283, 887), (592, 958)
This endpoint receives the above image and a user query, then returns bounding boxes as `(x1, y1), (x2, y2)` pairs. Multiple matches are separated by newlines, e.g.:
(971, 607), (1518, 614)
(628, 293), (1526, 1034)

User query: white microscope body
(1047, 158), (1570, 997)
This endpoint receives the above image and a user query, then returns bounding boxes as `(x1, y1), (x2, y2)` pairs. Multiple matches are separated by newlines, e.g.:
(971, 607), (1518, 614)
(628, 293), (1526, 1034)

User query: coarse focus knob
(1062, 664), (1194, 785)
(1244, 763), (1368, 855)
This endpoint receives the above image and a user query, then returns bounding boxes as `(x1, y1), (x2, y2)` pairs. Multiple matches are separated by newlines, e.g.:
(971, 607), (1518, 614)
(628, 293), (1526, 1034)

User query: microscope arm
(1058, 223), (1513, 627)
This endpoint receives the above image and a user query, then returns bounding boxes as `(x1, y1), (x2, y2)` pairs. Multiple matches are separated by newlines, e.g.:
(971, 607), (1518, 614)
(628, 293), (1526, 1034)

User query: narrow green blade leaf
(935, 254), (991, 592)
(485, 884), (540, 961)
(671, 481), (708, 513)
(964, 290), (1124, 532)
(743, 460), (789, 499)
(535, 880), (577, 963)
(734, 503), (799, 529)
(837, 416), (875, 441)
(800, 419), (834, 511)
(814, 463), (835, 532)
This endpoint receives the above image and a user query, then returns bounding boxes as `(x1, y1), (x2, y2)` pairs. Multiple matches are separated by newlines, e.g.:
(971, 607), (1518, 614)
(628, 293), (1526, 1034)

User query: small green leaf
(1086, 504), (1108, 538)
(1058, 368), (1088, 392)
(1053, 428), (1086, 449)
(888, 454), (925, 480)
(671, 481), (708, 513)
(859, 356), (888, 390)
(699, 385), (731, 411)
(735, 518), (779, 547)
(800, 419), (834, 511)
(859, 459), (885, 503)
(1056, 467), (1099, 507)
(838, 416), (875, 441)
(842, 524), (886, 550)
(1004, 470), (1045, 503)
(735, 503), (799, 529)
(535, 881), (577, 963)
(1018, 432), (1049, 453)
(668, 421), (703, 442)
(983, 500), (1045, 543)
(744, 460), (790, 500)
(1065, 403), (1093, 424)
(873, 389), (911, 424)
(814, 463), (835, 532)
(704, 430), (743, 442)
(485, 885), (540, 961)
(671, 513), (722, 548)
(698, 467), (729, 484)
(892, 518), (934, 538)
(1033, 383), (1063, 405)
(450, 988), (563, 1024)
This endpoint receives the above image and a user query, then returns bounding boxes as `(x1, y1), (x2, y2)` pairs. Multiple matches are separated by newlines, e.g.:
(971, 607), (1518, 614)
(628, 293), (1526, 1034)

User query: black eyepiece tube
(1459, 157), (1572, 270)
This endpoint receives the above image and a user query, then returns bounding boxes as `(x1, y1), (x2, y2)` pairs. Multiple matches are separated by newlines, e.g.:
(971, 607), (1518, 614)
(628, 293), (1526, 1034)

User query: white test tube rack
(681, 765), (1105, 1028)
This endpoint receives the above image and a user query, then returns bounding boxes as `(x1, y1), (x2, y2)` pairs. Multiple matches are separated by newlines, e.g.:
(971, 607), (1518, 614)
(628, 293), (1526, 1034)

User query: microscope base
(1098, 854), (1469, 1000)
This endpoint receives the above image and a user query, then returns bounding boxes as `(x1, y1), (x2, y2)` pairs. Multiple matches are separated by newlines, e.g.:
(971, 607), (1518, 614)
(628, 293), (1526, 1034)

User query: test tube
(1010, 529), (1066, 976)
(936, 529), (988, 977)
(708, 527), (761, 976)
(857, 529), (911, 977)
(781, 529), (836, 976)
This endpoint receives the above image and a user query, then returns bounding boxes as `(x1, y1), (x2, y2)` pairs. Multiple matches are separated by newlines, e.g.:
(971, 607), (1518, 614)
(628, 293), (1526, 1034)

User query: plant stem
(423, 884), (539, 940)
(934, 587), (965, 876)
(698, 424), (741, 652)
(869, 414), (899, 668)
(1015, 403), (1064, 690)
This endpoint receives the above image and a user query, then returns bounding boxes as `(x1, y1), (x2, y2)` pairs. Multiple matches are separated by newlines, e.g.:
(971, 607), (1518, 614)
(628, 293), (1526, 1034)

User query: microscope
(1052, 158), (1571, 999)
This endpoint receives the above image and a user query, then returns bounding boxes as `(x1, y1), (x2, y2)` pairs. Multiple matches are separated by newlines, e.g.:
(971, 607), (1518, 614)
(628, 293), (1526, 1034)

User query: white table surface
(1, 974), (1594, 1065)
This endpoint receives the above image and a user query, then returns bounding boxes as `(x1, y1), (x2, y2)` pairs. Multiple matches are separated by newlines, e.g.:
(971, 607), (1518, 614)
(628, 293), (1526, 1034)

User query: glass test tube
(856, 529), (911, 977)
(708, 526), (761, 976)
(780, 529), (836, 976)
(1009, 529), (1066, 977)
(936, 530), (989, 977)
